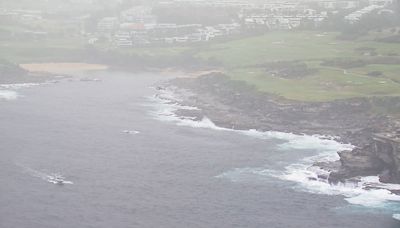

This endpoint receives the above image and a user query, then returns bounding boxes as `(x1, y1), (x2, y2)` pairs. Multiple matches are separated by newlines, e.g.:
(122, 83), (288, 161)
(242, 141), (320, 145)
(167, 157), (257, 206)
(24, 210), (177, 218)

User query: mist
(1, 0), (400, 228)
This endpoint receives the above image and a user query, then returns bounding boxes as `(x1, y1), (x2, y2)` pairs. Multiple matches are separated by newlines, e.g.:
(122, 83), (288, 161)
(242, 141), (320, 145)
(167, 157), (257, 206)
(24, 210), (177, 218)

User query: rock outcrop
(0, 60), (52, 84)
(374, 133), (400, 183)
(328, 132), (400, 184)
(166, 72), (400, 184)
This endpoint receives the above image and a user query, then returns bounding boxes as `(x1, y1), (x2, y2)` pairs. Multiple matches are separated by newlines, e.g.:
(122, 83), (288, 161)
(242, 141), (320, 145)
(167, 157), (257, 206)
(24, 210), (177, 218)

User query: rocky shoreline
(160, 72), (400, 185)
(0, 63), (54, 84)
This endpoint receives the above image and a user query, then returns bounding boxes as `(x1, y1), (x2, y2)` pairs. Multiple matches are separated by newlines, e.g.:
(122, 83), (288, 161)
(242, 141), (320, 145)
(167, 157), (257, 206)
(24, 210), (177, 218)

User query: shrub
(367, 71), (384, 77)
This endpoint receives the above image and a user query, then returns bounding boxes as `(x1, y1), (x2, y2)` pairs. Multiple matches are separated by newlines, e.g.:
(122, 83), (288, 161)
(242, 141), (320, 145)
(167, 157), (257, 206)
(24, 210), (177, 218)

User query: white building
(345, 4), (384, 24)
(369, 0), (393, 6)
(97, 17), (119, 31)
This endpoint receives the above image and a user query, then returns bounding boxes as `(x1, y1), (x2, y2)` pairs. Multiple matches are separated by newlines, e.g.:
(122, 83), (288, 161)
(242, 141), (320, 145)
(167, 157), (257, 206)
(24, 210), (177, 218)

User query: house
(369, 0), (393, 6)
(97, 17), (119, 32)
(174, 36), (189, 43)
(188, 33), (203, 42)
(114, 31), (133, 47)
(215, 23), (241, 35)
(120, 23), (146, 31)
(120, 6), (156, 24)
(318, 0), (337, 9)
(345, 4), (384, 24)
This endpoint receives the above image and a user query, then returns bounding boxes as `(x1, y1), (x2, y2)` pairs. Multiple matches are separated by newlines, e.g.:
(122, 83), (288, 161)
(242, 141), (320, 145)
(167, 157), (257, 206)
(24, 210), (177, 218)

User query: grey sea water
(0, 71), (398, 228)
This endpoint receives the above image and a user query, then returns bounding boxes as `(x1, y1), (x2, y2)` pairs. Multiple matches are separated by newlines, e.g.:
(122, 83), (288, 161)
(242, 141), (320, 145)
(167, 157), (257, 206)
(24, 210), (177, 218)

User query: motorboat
(49, 174), (65, 185)
(54, 177), (65, 185)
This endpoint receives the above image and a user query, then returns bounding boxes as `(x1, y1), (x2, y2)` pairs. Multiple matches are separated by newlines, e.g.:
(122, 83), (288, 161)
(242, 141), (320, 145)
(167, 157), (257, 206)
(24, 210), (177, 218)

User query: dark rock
(328, 169), (352, 184)
(168, 72), (400, 184)
(313, 161), (341, 172)
(339, 147), (384, 173)
(379, 169), (393, 183)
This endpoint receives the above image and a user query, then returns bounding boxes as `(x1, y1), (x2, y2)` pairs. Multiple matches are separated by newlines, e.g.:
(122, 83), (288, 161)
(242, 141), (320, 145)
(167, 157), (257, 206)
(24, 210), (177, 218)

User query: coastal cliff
(374, 133), (400, 183)
(330, 133), (400, 184)
(329, 133), (400, 184)
(167, 72), (400, 184)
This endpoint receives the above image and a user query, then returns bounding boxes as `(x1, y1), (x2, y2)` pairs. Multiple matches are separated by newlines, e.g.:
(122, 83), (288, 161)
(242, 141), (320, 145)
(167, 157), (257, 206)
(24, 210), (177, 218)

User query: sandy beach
(20, 63), (109, 74)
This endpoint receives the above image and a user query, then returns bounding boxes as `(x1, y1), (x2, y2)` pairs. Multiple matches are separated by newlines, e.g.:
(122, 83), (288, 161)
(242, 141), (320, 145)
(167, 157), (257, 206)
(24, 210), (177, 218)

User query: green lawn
(118, 46), (190, 57)
(192, 31), (400, 101)
(229, 65), (400, 102)
(197, 32), (346, 67)
(0, 38), (86, 63)
(196, 31), (400, 68)
(351, 64), (400, 81)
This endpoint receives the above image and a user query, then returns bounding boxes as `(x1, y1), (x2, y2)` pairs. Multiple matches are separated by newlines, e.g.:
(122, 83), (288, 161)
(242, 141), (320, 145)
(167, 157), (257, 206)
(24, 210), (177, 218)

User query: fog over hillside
(1, 0), (400, 228)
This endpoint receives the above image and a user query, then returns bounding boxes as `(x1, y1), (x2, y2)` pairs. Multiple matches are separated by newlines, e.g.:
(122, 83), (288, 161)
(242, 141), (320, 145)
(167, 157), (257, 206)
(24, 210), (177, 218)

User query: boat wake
(122, 130), (140, 135)
(148, 86), (400, 220)
(17, 163), (73, 185)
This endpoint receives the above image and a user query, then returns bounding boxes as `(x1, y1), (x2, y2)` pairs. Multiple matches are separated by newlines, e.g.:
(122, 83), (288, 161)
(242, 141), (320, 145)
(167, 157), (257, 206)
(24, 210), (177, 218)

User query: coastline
(5, 61), (400, 187)
(0, 62), (111, 101)
(2, 61), (400, 220)
(19, 62), (109, 75)
(149, 74), (400, 218)
(158, 72), (400, 185)
(17, 62), (219, 81)
(1, 62), (110, 85)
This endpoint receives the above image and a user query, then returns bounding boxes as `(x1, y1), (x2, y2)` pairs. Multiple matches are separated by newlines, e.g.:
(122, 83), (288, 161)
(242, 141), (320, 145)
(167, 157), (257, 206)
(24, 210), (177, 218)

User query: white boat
(48, 174), (66, 185)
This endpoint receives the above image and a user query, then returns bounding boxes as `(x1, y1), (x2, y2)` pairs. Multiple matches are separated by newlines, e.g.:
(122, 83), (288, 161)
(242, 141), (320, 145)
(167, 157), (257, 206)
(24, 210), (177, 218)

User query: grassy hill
(1, 29), (400, 102)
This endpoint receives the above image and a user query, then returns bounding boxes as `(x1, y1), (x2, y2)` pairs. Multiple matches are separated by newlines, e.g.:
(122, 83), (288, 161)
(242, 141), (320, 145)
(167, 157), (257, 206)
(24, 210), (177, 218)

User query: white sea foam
(0, 83), (41, 101)
(217, 140), (400, 211)
(0, 90), (18, 100)
(148, 89), (352, 148)
(282, 166), (400, 206)
(0, 83), (40, 90)
(345, 189), (400, 207)
(274, 146), (400, 210)
(217, 151), (400, 212)
(255, 143), (400, 210)
(149, 86), (400, 213)
(393, 214), (400, 221)
(148, 87), (206, 125)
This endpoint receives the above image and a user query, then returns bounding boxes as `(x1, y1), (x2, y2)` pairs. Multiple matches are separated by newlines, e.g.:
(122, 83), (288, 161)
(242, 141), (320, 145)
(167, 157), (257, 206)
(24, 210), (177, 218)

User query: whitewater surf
(149, 85), (400, 221)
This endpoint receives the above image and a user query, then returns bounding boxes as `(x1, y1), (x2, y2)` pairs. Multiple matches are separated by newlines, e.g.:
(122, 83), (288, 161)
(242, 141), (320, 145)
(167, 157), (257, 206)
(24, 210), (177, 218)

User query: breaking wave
(148, 87), (351, 146)
(149, 86), (400, 220)
(148, 87), (352, 153)
(279, 165), (400, 208)
(217, 135), (400, 218)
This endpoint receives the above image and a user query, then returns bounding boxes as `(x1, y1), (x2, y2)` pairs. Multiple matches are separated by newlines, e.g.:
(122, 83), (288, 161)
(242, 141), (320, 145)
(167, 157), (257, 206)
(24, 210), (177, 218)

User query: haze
(1, 0), (400, 228)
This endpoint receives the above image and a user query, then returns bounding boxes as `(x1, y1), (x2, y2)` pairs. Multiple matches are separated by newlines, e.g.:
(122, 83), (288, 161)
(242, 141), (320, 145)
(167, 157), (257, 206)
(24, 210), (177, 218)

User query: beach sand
(20, 63), (109, 74)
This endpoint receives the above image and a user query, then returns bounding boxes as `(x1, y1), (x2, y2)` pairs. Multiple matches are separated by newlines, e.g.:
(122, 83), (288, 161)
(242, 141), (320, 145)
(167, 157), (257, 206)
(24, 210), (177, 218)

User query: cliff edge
(166, 72), (400, 184)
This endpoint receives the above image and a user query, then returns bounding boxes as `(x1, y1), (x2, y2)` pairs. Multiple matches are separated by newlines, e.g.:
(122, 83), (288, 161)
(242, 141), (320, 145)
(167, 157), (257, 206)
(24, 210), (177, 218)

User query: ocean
(0, 70), (399, 228)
